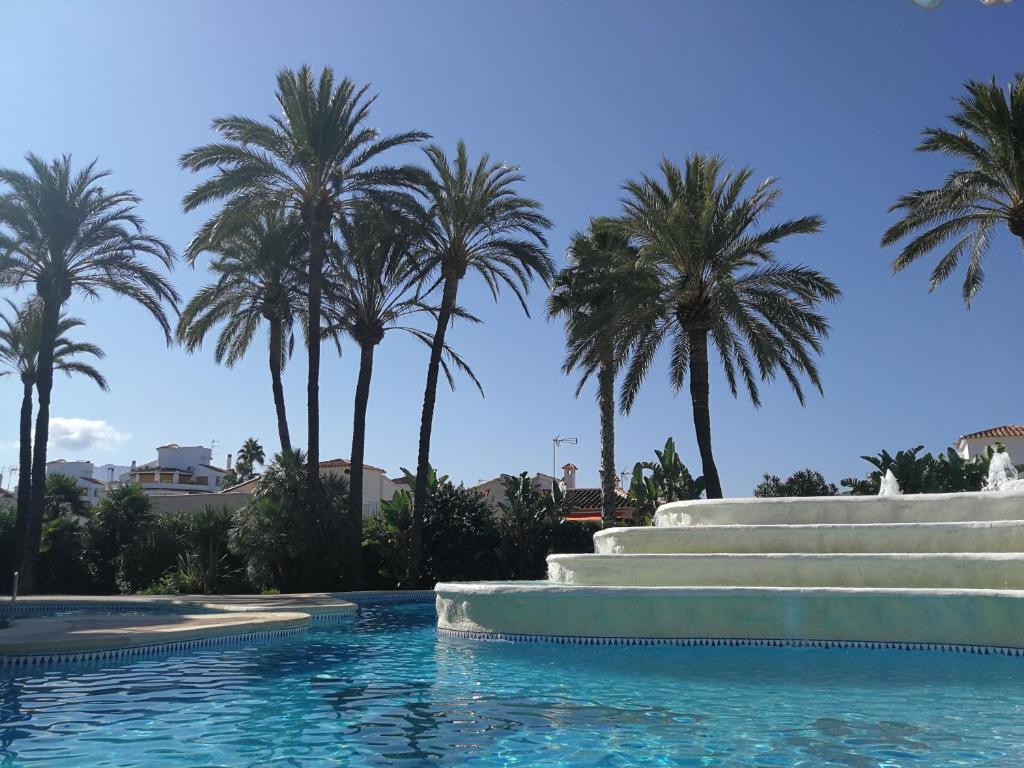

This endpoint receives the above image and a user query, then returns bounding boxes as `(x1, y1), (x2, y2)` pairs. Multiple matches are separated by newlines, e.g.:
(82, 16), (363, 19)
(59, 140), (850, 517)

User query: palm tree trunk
(306, 204), (325, 501)
(410, 276), (459, 586)
(686, 328), (723, 499)
(268, 317), (292, 454)
(347, 341), (375, 589)
(13, 378), (33, 578)
(22, 298), (60, 594)
(598, 357), (617, 527)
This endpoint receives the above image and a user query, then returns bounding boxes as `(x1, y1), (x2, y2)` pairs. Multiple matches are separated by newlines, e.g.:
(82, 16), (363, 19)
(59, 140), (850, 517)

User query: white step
(435, 581), (1024, 650)
(547, 552), (1024, 589)
(593, 520), (1024, 555)
(655, 491), (1024, 527)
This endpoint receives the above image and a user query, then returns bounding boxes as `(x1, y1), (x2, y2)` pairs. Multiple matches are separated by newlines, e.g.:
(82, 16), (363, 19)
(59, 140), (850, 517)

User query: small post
(10, 571), (18, 603)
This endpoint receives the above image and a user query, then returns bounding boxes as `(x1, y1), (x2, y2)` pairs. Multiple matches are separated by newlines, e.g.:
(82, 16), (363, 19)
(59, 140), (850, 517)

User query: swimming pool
(3, 602), (1024, 766)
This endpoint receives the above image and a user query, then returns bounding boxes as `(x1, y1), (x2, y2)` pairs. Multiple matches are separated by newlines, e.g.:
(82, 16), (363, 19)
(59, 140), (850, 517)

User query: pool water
(3, 603), (1024, 766)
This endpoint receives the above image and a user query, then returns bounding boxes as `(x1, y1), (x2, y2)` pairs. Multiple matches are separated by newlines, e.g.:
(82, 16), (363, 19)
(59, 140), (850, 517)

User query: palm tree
(616, 155), (839, 498)
(236, 437), (266, 480)
(325, 201), (480, 586)
(547, 219), (637, 526)
(177, 211), (305, 453)
(180, 65), (428, 503)
(883, 74), (1024, 305)
(0, 154), (175, 592)
(0, 300), (107, 567)
(409, 141), (553, 584)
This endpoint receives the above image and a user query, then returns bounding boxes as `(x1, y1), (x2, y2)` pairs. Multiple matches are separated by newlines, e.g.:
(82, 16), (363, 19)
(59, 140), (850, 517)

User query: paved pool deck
(0, 593), (363, 662)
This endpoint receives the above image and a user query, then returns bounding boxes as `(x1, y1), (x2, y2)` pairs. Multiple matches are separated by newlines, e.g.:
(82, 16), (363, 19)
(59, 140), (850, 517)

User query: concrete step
(546, 552), (1024, 589)
(594, 520), (1024, 555)
(654, 491), (1024, 528)
(435, 581), (1024, 650)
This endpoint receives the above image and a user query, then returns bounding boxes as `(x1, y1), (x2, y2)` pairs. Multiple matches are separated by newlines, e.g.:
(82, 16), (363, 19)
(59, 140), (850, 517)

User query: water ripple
(4, 604), (1024, 766)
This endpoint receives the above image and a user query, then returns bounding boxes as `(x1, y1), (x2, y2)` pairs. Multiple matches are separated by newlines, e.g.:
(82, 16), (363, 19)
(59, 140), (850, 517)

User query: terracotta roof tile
(564, 487), (631, 512)
(959, 425), (1024, 441)
(319, 458), (387, 473)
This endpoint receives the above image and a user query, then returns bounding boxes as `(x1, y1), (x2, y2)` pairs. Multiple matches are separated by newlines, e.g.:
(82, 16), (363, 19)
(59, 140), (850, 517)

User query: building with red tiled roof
(956, 426), (1024, 461)
(472, 464), (635, 523)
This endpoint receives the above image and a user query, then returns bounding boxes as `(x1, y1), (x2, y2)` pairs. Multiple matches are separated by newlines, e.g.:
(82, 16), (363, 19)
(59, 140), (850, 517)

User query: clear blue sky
(1, 0), (1022, 494)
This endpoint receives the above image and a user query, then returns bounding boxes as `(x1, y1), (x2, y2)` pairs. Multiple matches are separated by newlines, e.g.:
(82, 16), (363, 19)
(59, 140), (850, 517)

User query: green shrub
(0, 502), (15, 591)
(754, 469), (837, 498)
(37, 516), (91, 593)
(230, 451), (349, 592)
(841, 444), (999, 495)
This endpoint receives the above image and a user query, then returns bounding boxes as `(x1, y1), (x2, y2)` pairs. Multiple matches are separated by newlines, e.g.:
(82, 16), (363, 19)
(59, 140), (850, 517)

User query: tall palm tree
(409, 141), (553, 584)
(883, 74), (1024, 306)
(547, 219), (638, 526)
(177, 211), (305, 453)
(616, 155), (839, 498)
(325, 201), (479, 586)
(0, 299), (107, 569)
(180, 65), (428, 504)
(0, 154), (175, 592)
(237, 437), (266, 472)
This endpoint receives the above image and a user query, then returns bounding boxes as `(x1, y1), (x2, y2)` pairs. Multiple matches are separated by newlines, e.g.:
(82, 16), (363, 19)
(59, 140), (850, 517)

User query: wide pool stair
(436, 491), (1024, 651)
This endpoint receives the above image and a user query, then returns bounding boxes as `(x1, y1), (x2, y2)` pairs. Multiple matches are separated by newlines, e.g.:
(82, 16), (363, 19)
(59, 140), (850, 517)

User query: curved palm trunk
(307, 207), (325, 501)
(347, 341), (375, 589)
(22, 298), (60, 594)
(597, 358), (617, 527)
(13, 378), (33, 577)
(268, 317), (292, 454)
(686, 328), (723, 499)
(410, 277), (459, 586)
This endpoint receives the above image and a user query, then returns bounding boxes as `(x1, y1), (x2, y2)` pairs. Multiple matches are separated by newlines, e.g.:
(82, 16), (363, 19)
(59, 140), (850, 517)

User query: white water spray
(984, 451), (1024, 492)
(878, 469), (902, 496)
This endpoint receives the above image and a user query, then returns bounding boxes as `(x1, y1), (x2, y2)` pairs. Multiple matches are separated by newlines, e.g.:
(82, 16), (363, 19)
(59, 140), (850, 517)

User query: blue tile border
(436, 627), (1024, 656)
(335, 590), (435, 604)
(0, 601), (196, 619)
(0, 626), (308, 667)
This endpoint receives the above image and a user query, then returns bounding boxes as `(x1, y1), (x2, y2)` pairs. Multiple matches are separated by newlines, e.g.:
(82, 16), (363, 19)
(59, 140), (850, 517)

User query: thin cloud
(46, 417), (132, 454)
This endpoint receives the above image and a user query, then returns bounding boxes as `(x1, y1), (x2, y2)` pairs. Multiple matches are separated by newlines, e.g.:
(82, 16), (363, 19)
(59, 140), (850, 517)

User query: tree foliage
(754, 468), (837, 498)
(884, 74), (1024, 305)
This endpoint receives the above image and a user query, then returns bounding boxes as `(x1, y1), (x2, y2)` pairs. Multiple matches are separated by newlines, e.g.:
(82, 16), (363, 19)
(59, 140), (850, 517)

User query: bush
(0, 502), (15, 591)
(841, 445), (999, 495)
(82, 484), (173, 593)
(495, 473), (596, 580)
(422, 482), (501, 584)
(754, 469), (837, 498)
(363, 472), (502, 588)
(230, 451), (350, 592)
(37, 516), (91, 593)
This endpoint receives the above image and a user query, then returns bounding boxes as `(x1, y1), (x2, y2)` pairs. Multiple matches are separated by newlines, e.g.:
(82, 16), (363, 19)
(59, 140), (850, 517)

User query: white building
(45, 459), (106, 506)
(319, 459), (401, 516)
(121, 444), (226, 496)
(956, 426), (1024, 462)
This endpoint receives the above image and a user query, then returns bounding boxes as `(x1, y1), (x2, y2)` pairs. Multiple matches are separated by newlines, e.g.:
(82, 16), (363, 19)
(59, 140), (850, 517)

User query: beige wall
(150, 492), (251, 515)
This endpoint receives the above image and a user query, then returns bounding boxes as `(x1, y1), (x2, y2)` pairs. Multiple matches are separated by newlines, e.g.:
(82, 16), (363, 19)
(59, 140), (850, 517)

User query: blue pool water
(4, 603), (1024, 766)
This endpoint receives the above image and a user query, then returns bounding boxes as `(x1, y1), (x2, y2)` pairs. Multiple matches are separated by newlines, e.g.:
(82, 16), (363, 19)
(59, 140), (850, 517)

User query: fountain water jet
(878, 469), (902, 496)
(985, 451), (1024, 492)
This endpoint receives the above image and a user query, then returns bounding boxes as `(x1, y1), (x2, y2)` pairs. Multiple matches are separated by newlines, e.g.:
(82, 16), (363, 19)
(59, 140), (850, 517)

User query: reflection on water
(3, 603), (1024, 766)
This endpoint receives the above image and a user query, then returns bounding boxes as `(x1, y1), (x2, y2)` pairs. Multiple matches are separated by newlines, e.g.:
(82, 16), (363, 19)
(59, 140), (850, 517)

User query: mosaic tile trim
(437, 627), (1024, 656)
(1, 601), (195, 619)
(336, 590), (435, 604)
(309, 611), (357, 624)
(0, 626), (308, 667)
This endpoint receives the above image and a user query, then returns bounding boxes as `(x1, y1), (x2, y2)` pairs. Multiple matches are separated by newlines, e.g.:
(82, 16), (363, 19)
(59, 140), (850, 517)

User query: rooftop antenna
(210, 438), (219, 459)
(552, 435), (578, 482)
